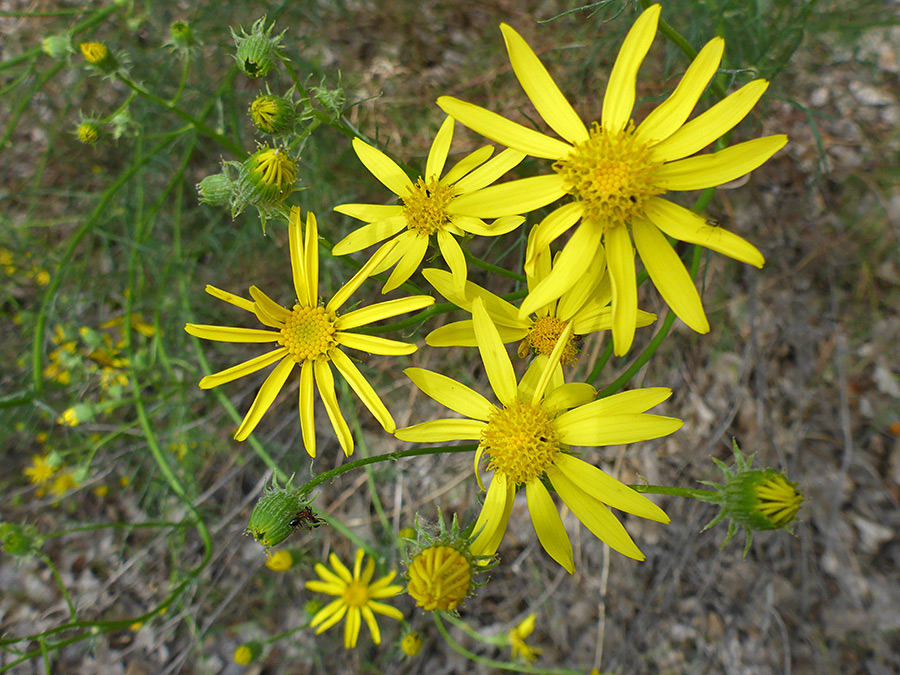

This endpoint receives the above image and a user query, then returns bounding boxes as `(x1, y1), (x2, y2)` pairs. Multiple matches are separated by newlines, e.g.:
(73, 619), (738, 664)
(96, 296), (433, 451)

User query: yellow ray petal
(336, 332), (417, 355)
(569, 386), (672, 416)
(303, 212), (319, 306)
(249, 286), (292, 325)
(453, 148), (526, 193)
(519, 220), (603, 318)
(299, 361), (316, 457)
(344, 607), (361, 648)
(437, 96), (573, 160)
(425, 115), (455, 180)
(333, 203), (404, 223)
(606, 224), (637, 356)
(360, 606), (381, 647)
(336, 295), (434, 331)
(556, 412), (683, 446)
(531, 321), (573, 405)
(650, 79), (769, 162)
(369, 237), (406, 277)
(331, 215), (408, 255)
(442, 145), (494, 185)
(331, 348), (395, 432)
(602, 4), (660, 134)
(394, 418), (487, 442)
(644, 197), (764, 267)
(656, 135), (788, 190)
(204, 284), (255, 313)
(288, 207), (309, 305)
(234, 357), (295, 441)
(314, 359), (354, 456)
(381, 235), (428, 294)
(542, 382), (596, 413)
(632, 217), (709, 333)
(422, 268), (522, 327)
(526, 478), (574, 573)
(185, 324), (280, 343)
(404, 367), (495, 421)
(635, 37), (724, 145)
(450, 214), (524, 237)
(472, 297), (517, 407)
(500, 24), (589, 145)
(556, 454), (669, 523)
(449, 174), (567, 219)
(437, 229), (468, 295)
(555, 242), (606, 321)
(198, 347), (289, 389)
(328, 241), (399, 313)
(547, 465), (645, 560)
(426, 320), (526, 348)
(352, 137), (414, 198)
(517, 355), (547, 402)
(470, 471), (515, 558)
(524, 202), (585, 276)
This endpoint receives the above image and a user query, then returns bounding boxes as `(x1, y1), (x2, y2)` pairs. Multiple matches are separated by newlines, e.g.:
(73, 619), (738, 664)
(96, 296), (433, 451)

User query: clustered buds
(245, 476), (319, 550)
(231, 17), (285, 78)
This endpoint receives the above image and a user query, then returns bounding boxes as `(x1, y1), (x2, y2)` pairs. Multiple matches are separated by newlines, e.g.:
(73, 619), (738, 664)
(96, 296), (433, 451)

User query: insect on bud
(245, 477), (321, 549)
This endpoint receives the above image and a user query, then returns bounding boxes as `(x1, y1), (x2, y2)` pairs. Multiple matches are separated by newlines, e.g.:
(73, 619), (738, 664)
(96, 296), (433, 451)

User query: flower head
(250, 93), (297, 135)
(333, 116), (526, 295)
(245, 477), (319, 549)
(79, 41), (117, 71)
(232, 146), (298, 226)
(233, 641), (262, 665)
(396, 298), (681, 571)
(231, 16), (284, 78)
(400, 631), (422, 657)
(185, 207), (433, 456)
(25, 455), (57, 485)
(508, 613), (542, 662)
(438, 5), (787, 355)
(265, 549), (295, 571)
(407, 545), (473, 612)
(305, 548), (404, 649)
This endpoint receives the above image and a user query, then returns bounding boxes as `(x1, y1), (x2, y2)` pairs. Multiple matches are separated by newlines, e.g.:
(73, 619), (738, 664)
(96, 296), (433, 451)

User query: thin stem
(37, 553), (77, 621)
(629, 484), (719, 502)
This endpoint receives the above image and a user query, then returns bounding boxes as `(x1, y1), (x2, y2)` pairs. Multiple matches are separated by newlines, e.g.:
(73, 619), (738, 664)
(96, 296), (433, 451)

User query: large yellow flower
(423, 227), (655, 363)
(396, 297), (681, 572)
(438, 5), (787, 355)
(185, 207), (434, 457)
(333, 115), (526, 295)
(305, 548), (404, 649)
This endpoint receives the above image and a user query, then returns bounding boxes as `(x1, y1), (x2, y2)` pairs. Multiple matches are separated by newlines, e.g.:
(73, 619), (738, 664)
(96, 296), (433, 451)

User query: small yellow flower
(50, 471), (78, 497)
(265, 550), (295, 571)
(76, 122), (100, 144)
(406, 545), (472, 612)
(24, 455), (57, 485)
(185, 207), (434, 456)
(34, 269), (51, 285)
(129, 621), (143, 631)
(119, 476), (131, 488)
(305, 549), (404, 649)
(233, 641), (262, 665)
(400, 631), (422, 656)
(509, 613), (542, 663)
(93, 484), (110, 497)
(79, 41), (108, 64)
(57, 407), (80, 427)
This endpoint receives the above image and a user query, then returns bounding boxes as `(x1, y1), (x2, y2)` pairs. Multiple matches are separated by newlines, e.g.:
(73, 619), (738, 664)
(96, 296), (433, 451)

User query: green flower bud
(304, 599), (322, 616)
(79, 41), (118, 72)
(250, 93), (296, 135)
(245, 478), (319, 549)
(42, 34), (74, 59)
(231, 17), (285, 78)
(233, 640), (263, 666)
(1, 522), (42, 557)
(196, 173), (233, 207)
(169, 22), (194, 48)
(76, 121), (101, 145)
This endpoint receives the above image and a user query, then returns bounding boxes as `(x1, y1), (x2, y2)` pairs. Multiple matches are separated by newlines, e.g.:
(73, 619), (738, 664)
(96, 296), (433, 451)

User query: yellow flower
(406, 545), (472, 611)
(508, 613), (542, 662)
(438, 5), (787, 355)
(93, 484), (110, 497)
(333, 115), (526, 295)
(424, 227), (655, 362)
(185, 207), (433, 456)
(79, 41), (108, 64)
(76, 122), (100, 144)
(754, 474), (803, 528)
(233, 641), (262, 665)
(265, 549), (295, 571)
(24, 455), (57, 485)
(50, 471), (78, 497)
(396, 298), (680, 571)
(305, 549), (404, 649)
(57, 407), (80, 427)
(400, 631), (422, 656)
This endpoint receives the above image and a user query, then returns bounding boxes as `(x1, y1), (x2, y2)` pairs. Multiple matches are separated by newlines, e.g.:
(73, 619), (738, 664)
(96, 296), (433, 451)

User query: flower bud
(232, 146), (298, 228)
(196, 173), (233, 207)
(250, 93), (297, 135)
(245, 477), (317, 549)
(231, 17), (285, 78)
(407, 545), (473, 612)
(75, 121), (101, 145)
(79, 41), (118, 72)
(400, 631), (422, 657)
(264, 549), (296, 571)
(42, 34), (74, 59)
(0, 522), (42, 557)
(168, 22), (196, 50)
(233, 641), (263, 666)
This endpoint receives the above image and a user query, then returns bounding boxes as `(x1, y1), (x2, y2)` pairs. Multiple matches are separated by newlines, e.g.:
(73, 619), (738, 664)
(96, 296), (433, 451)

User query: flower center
(553, 121), (664, 230)
(253, 148), (297, 191)
(754, 474), (803, 527)
(406, 545), (472, 612)
(402, 177), (454, 235)
(480, 400), (561, 486)
(517, 316), (580, 364)
(343, 580), (369, 608)
(278, 305), (337, 362)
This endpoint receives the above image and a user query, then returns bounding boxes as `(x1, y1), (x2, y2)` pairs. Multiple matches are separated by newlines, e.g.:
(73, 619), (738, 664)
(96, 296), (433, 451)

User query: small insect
(289, 505), (323, 530)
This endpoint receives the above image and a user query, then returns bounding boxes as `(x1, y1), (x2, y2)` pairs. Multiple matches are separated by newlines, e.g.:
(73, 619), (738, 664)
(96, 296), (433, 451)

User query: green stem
(464, 245), (526, 283)
(630, 484), (719, 502)
(37, 553), (77, 621)
(168, 51), (191, 106)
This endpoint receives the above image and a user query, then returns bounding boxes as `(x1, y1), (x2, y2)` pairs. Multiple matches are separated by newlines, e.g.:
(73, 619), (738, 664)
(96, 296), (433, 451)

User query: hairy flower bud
(245, 477), (319, 549)
(250, 93), (297, 135)
(231, 17), (285, 78)
(79, 41), (118, 72)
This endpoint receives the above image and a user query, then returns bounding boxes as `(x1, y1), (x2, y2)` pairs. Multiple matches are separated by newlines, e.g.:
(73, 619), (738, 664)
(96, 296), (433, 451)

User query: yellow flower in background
(423, 228), (655, 363)
(265, 549), (295, 571)
(233, 641), (262, 665)
(24, 455), (57, 485)
(333, 115), (526, 295)
(50, 471), (78, 497)
(438, 5), (787, 355)
(305, 549), (404, 649)
(400, 631), (422, 657)
(185, 207), (434, 457)
(508, 613), (542, 662)
(396, 298), (681, 571)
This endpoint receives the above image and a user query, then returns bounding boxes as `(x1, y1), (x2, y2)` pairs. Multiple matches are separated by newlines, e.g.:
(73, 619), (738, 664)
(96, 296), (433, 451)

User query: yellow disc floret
(518, 316), (579, 364)
(402, 177), (454, 235)
(279, 305), (337, 362)
(406, 545), (472, 611)
(554, 121), (664, 230)
(481, 400), (561, 486)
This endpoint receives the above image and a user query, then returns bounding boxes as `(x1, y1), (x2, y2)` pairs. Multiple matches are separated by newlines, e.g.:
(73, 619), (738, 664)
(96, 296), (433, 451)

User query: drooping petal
(556, 454), (669, 522)
(526, 478), (574, 572)
(500, 24), (589, 145)
(314, 359), (354, 456)
(333, 203), (404, 224)
(425, 115), (455, 180)
(426, 320), (526, 347)
(331, 215), (408, 255)
(198, 347), (288, 389)
(602, 4), (661, 133)
(404, 367), (495, 421)
(453, 148), (526, 193)
(472, 297), (517, 407)
(649, 79), (769, 162)
(449, 174), (568, 219)
(556, 412), (683, 446)
(644, 197), (764, 267)
(606, 224), (637, 356)
(185, 324), (281, 343)
(336, 332), (417, 355)
(249, 286), (292, 324)
(470, 471), (515, 557)
(437, 229), (468, 295)
(234, 357), (295, 441)
(656, 135), (788, 191)
(336, 295), (434, 331)
(437, 96), (573, 160)
(632, 217), (709, 333)
(331, 348), (395, 432)
(381, 234), (428, 294)
(352, 137), (414, 197)
(204, 284), (255, 313)
(524, 202), (585, 275)
(299, 361), (316, 457)
(635, 37), (724, 145)
(394, 418), (487, 442)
